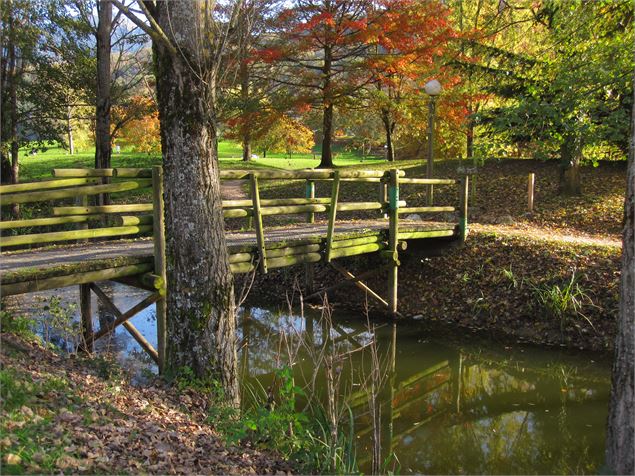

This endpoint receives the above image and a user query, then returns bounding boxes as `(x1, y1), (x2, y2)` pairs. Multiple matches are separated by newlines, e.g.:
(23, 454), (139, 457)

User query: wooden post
(250, 173), (267, 273)
(79, 283), (93, 352)
(325, 171), (341, 262)
(75, 193), (89, 241)
(528, 173), (535, 212)
(459, 175), (469, 241)
(379, 180), (388, 218)
(387, 169), (399, 314)
(152, 166), (167, 373)
(305, 179), (316, 292)
(305, 179), (315, 224)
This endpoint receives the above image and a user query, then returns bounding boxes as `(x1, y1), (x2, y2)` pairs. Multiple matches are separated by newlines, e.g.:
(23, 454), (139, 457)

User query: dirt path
(472, 223), (622, 248)
(221, 180), (248, 200)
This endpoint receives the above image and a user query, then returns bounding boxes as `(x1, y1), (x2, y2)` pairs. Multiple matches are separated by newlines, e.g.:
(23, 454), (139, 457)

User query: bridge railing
(0, 169), (154, 248)
(0, 167), (468, 252)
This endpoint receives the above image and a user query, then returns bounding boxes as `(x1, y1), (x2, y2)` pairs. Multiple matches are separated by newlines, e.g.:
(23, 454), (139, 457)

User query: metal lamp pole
(424, 79), (441, 205)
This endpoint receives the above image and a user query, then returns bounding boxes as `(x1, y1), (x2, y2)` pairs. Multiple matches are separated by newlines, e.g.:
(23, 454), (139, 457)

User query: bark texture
(95, 0), (112, 172)
(558, 132), (582, 196)
(152, 2), (239, 405)
(319, 45), (334, 168)
(381, 108), (395, 162)
(605, 100), (634, 475)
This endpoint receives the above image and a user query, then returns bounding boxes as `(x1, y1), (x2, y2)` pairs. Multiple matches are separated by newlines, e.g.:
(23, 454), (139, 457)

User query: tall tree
(271, 0), (383, 168)
(605, 85), (634, 475)
(476, 0), (633, 194)
(112, 0), (242, 404)
(94, 0), (112, 172)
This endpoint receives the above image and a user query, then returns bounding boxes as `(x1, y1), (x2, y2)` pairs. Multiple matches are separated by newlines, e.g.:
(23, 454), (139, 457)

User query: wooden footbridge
(0, 166), (468, 371)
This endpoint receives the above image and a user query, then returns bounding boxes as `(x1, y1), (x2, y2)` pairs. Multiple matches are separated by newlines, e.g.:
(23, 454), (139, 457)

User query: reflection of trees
(239, 309), (610, 474)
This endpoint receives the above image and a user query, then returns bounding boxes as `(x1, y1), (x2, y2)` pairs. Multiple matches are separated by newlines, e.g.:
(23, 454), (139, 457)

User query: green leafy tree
(477, 0), (633, 194)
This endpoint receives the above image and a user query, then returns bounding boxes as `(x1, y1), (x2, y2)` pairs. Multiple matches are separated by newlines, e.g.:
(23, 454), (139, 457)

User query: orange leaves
(115, 96), (161, 154)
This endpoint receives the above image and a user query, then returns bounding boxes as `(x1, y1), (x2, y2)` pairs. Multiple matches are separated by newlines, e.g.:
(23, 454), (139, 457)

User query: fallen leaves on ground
(0, 334), (293, 475)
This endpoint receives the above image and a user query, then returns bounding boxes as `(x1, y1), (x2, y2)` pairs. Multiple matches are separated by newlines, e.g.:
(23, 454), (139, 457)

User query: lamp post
(424, 79), (441, 205)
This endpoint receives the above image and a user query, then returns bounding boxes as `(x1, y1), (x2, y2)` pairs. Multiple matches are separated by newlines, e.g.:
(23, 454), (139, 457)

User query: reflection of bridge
(238, 314), (610, 472)
(1, 167), (468, 372)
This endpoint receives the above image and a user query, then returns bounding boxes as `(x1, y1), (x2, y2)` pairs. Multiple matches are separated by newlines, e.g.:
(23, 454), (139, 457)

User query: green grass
(19, 141), (389, 182)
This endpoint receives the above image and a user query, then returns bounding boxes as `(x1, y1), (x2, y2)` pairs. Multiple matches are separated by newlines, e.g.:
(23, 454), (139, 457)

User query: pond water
(6, 283), (611, 474)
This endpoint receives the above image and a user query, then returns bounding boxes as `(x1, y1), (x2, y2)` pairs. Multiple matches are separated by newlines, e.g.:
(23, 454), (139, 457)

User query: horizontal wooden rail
(113, 215), (153, 226)
(223, 200), (407, 218)
(52, 168), (153, 178)
(399, 206), (455, 214)
(1, 225), (152, 247)
(53, 204), (154, 215)
(399, 178), (458, 185)
(0, 214), (101, 230)
(220, 169), (405, 180)
(2, 180), (152, 205)
(0, 178), (98, 194)
(0, 263), (154, 296)
(223, 197), (331, 208)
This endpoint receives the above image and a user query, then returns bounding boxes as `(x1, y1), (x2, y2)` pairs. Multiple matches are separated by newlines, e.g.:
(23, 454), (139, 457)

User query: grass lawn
(19, 141), (389, 181)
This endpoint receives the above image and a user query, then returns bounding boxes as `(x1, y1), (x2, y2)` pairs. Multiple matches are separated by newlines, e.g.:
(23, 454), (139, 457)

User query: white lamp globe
(424, 79), (442, 96)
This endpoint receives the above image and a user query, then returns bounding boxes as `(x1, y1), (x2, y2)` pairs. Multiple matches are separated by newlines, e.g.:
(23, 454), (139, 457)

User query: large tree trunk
(605, 100), (634, 475)
(7, 8), (19, 217)
(153, 2), (239, 406)
(381, 108), (395, 162)
(95, 0), (112, 203)
(319, 45), (334, 169)
(558, 132), (582, 195)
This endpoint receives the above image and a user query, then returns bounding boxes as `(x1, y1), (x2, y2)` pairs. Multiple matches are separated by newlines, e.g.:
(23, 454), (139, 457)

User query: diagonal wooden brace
(87, 283), (160, 363)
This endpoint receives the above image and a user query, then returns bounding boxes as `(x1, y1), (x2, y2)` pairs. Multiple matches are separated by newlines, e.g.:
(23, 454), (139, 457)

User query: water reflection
(9, 285), (610, 474)
(239, 310), (610, 475)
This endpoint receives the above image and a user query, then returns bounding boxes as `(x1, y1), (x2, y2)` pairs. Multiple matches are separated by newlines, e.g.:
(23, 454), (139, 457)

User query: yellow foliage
(118, 111), (161, 154)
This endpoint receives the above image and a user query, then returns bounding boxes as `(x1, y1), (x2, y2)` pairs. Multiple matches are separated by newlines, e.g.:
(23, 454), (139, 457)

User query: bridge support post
(305, 179), (315, 292)
(459, 175), (469, 242)
(79, 283), (93, 352)
(152, 166), (167, 374)
(387, 169), (400, 315)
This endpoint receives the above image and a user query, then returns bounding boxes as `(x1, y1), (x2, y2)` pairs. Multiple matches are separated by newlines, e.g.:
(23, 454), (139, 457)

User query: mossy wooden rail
(1, 166), (469, 373)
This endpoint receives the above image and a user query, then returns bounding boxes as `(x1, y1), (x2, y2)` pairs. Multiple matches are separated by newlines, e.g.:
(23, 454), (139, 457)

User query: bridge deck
(0, 219), (456, 296)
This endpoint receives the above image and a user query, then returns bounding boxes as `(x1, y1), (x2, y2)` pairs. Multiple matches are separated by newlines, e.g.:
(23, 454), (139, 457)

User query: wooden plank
(0, 215), (101, 230)
(113, 215), (153, 226)
(397, 229), (456, 240)
(2, 180), (152, 204)
(331, 235), (381, 249)
(250, 173), (267, 273)
(220, 169), (402, 180)
(399, 178), (457, 185)
(52, 167), (153, 178)
(152, 166), (167, 373)
(398, 206), (455, 214)
(222, 197), (330, 208)
(0, 178), (98, 194)
(261, 204), (327, 216)
(325, 171), (340, 262)
(329, 242), (384, 259)
(267, 252), (321, 269)
(0, 263), (154, 296)
(1, 225), (153, 247)
(53, 203), (153, 215)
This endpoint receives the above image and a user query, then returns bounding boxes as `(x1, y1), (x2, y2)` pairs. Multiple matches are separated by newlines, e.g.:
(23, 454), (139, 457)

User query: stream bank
(240, 227), (621, 353)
